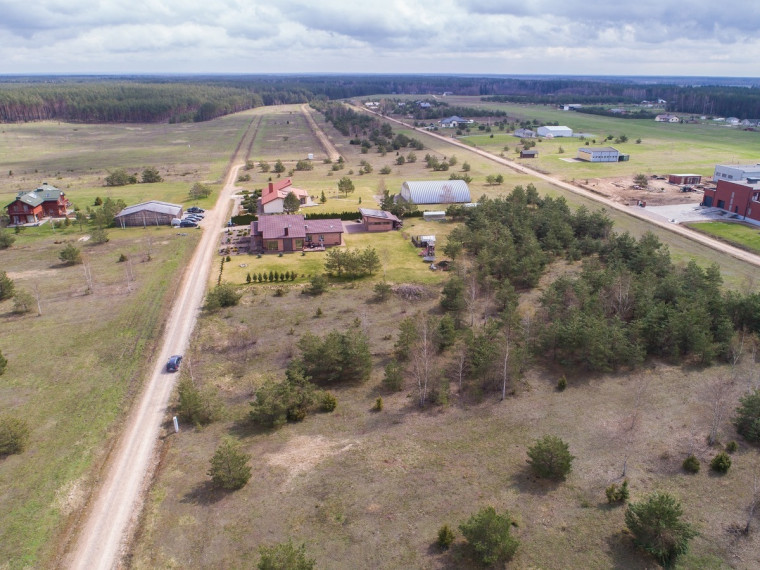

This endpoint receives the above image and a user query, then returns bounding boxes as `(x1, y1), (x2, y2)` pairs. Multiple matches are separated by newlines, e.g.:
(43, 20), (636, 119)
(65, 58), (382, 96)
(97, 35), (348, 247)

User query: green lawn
(686, 220), (760, 254)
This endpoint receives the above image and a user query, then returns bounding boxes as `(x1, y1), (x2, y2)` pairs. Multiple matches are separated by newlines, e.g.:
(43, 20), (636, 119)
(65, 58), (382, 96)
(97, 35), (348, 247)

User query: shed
(423, 211), (446, 221)
(668, 174), (702, 185)
(576, 147), (620, 163)
(520, 149), (538, 158)
(400, 180), (471, 204)
(537, 125), (573, 137)
(115, 201), (183, 227)
(359, 208), (401, 231)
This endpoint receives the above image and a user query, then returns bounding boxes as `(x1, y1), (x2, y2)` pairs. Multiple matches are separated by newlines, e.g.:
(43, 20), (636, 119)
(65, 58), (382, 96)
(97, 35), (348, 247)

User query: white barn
(400, 180), (471, 204)
(537, 125), (573, 137)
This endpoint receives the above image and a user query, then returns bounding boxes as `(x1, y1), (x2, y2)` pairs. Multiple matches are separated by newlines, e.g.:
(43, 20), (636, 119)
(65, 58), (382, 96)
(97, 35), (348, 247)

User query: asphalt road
(66, 162), (243, 570)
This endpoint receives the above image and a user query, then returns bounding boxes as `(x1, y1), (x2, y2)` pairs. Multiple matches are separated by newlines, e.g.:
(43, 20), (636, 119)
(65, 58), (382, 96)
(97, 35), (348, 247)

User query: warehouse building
(399, 180), (471, 205)
(115, 201), (183, 227)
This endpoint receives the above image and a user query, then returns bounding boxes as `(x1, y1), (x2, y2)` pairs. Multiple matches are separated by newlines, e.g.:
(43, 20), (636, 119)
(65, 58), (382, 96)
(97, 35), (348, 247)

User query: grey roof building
(400, 180), (471, 204)
(115, 201), (183, 227)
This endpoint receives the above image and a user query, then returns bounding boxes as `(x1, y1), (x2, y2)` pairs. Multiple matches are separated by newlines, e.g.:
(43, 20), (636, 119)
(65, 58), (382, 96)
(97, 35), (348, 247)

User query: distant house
(713, 163), (760, 182)
(513, 128), (536, 138)
(702, 180), (760, 222)
(250, 214), (343, 253)
(537, 125), (573, 138)
(6, 183), (69, 225)
(520, 149), (538, 158)
(668, 174), (702, 185)
(562, 104), (582, 111)
(439, 116), (472, 128)
(260, 178), (311, 214)
(655, 114), (680, 122)
(726, 117), (740, 125)
(359, 208), (402, 232)
(115, 201), (183, 227)
(577, 146), (620, 162)
(400, 180), (471, 204)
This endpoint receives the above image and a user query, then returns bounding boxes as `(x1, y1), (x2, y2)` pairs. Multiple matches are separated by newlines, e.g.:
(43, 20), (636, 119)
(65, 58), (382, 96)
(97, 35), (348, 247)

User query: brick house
(668, 174), (702, 185)
(702, 180), (760, 222)
(250, 214), (343, 253)
(6, 183), (70, 225)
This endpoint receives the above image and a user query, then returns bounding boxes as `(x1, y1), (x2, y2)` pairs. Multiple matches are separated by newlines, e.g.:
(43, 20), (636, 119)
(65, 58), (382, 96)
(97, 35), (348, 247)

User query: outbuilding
(576, 146), (620, 162)
(359, 208), (402, 231)
(668, 174), (702, 185)
(537, 125), (573, 138)
(114, 201), (183, 227)
(520, 149), (538, 159)
(400, 180), (471, 205)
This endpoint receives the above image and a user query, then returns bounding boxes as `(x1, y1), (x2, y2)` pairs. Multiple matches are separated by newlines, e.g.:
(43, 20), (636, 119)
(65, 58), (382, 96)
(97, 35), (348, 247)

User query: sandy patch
(266, 435), (357, 483)
(578, 174), (705, 207)
(54, 477), (87, 517)
(6, 269), (58, 280)
(78, 235), (91, 242)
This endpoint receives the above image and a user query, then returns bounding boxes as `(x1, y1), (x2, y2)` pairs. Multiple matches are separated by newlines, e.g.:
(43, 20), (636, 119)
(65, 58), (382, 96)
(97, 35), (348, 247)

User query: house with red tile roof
(250, 214), (343, 253)
(260, 178), (312, 214)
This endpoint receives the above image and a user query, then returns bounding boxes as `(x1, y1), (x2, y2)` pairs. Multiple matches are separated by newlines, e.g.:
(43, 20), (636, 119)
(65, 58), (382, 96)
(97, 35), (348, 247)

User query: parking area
(637, 204), (735, 224)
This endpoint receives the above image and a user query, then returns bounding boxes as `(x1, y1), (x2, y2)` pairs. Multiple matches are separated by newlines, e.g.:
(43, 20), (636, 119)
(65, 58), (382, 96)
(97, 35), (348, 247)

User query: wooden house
(6, 183), (69, 225)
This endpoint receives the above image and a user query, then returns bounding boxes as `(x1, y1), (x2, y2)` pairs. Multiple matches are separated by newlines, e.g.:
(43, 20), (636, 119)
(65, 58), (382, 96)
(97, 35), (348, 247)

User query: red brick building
(250, 214), (343, 253)
(668, 174), (702, 185)
(702, 180), (760, 221)
(359, 208), (401, 232)
(6, 183), (69, 225)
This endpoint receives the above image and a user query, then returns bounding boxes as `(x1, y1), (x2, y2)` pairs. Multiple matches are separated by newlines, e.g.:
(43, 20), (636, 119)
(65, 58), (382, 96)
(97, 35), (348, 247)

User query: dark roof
(359, 208), (401, 222)
(257, 214), (306, 239)
(303, 218), (343, 234)
(9, 183), (65, 208)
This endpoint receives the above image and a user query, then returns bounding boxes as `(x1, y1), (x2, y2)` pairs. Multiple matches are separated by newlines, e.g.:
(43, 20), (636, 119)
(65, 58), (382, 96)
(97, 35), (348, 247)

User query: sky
(1, 0), (760, 77)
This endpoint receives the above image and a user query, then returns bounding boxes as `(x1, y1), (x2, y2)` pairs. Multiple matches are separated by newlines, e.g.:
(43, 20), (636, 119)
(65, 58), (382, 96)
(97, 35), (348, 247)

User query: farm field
(686, 221), (760, 255)
(0, 225), (200, 567)
(130, 103), (760, 569)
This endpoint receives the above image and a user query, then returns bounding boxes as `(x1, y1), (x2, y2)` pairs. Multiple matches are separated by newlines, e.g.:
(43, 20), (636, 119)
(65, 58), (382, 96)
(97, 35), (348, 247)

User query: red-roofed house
(250, 214), (343, 253)
(260, 178), (312, 214)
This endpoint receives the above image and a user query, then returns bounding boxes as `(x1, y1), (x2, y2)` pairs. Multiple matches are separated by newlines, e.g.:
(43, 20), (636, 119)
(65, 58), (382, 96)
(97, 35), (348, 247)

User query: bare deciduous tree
(411, 319), (434, 407)
(620, 376), (648, 478)
(706, 375), (731, 446)
(744, 474), (760, 535)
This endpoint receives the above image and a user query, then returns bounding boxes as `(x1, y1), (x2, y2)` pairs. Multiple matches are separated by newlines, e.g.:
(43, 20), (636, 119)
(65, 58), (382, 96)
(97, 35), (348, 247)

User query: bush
(733, 389), (760, 443)
(726, 440), (738, 453)
(305, 274), (328, 295)
(257, 539), (315, 570)
(527, 435), (574, 480)
(373, 281), (392, 302)
(557, 375), (567, 391)
(118, 253), (128, 263)
(710, 451), (731, 473)
(682, 454), (700, 474)
(605, 479), (629, 504)
(459, 506), (519, 565)
(373, 397), (383, 411)
(177, 377), (223, 426)
(59, 243), (83, 265)
(208, 437), (252, 490)
(0, 230), (15, 249)
(382, 360), (404, 392)
(141, 167), (163, 183)
(0, 350), (6, 376)
(320, 392), (337, 412)
(12, 290), (35, 314)
(189, 182), (212, 200)
(625, 492), (696, 565)
(0, 270), (15, 300)
(205, 283), (242, 310)
(298, 325), (372, 385)
(437, 524), (455, 549)
(105, 168), (137, 187)
(0, 416), (30, 455)
(90, 228), (109, 244)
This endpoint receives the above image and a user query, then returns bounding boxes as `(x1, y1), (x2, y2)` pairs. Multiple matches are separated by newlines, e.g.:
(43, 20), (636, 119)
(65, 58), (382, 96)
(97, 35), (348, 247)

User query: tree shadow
(509, 464), (565, 496)
(180, 480), (227, 506)
(604, 531), (654, 570)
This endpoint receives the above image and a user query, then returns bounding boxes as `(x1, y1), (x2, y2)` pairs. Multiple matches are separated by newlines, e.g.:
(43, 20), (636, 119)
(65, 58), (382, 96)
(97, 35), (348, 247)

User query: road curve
(356, 105), (760, 270)
(66, 161), (244, 569)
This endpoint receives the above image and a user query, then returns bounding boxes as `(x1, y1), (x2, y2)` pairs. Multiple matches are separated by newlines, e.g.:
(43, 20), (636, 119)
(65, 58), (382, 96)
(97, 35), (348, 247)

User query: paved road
(66, 161), (244, 569)
(357, 105), (760, 270)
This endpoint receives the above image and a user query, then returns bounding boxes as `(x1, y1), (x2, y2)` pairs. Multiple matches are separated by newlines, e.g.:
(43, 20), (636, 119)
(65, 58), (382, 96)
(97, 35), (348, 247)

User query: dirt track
(65, 160), (249, 568)
(301, 104), (341, 161)
(357, 105), (760, 271)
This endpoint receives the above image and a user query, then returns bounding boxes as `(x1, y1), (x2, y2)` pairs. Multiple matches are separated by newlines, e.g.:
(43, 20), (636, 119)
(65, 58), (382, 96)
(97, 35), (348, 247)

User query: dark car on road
(187, 206), (205, 214)
(166, 355), (183, 372)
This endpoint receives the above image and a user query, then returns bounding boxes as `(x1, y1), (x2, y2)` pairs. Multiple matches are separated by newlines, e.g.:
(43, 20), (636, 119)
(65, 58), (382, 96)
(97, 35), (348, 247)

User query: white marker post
(173, 416), (179, 433)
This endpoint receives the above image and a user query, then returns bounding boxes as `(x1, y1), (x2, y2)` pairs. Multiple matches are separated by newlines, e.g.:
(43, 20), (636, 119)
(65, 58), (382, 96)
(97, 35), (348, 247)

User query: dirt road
(66, 163), (245, 569)
(357, 105), (760, 270)
(301, 103), (341, 161)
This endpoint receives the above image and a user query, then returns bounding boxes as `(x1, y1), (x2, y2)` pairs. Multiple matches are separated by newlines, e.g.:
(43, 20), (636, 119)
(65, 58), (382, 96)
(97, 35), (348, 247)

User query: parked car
(179, 220), (198, 228)
(187, 206), (205, 214)
(166, 355), (183, 372)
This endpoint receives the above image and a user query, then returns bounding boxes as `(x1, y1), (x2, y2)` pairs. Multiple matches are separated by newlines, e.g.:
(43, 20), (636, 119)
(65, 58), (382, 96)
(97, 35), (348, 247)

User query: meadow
(686, 221), (760, 255)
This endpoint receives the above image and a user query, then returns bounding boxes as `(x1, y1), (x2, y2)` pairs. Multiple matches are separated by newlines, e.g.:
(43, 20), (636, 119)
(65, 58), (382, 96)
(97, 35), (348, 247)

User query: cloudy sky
(1, 0), (759, 76)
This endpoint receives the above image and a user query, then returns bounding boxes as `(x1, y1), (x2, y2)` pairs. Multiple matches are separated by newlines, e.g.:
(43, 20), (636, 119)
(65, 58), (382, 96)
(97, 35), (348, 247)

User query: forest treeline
(2, 75), (760, 123)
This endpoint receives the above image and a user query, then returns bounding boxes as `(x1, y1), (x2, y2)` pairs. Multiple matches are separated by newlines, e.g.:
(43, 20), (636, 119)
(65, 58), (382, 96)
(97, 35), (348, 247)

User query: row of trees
(323, 246), (380, 278)
(105, 166), (163, 187)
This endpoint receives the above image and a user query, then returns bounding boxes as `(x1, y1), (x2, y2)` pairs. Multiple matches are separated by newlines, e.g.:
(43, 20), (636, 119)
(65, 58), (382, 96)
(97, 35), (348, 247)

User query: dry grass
(131, 283), (760, 569)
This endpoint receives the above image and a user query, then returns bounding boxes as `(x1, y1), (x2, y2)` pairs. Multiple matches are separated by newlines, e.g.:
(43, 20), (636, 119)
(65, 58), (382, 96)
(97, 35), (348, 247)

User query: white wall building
(713, 163), (760, 182)
(537, 125), (573, 137)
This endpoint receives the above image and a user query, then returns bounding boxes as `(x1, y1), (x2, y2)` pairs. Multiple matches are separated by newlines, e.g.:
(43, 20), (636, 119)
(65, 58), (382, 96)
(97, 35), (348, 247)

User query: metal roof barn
(400, 180), (471, 204)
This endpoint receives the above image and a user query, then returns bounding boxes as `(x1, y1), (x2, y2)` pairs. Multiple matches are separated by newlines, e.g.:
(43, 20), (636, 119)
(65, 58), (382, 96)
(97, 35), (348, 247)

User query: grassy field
(249, 106), (327, 162)
(0, 225), (199, 567)
(130, 283), (760, 570)
(408, 96), (760, 182)
(0, 110), (256, 213)
(686, 221), (760, 255)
